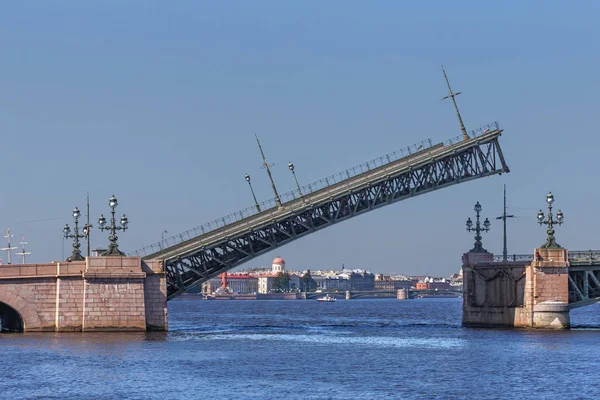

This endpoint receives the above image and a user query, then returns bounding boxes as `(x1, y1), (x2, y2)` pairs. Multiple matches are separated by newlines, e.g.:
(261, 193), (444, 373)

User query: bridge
(132, 122), (509, 300)
(462, 244), (600, 330)
(305, 289), (462, 300)
(493, 251), (600, 308)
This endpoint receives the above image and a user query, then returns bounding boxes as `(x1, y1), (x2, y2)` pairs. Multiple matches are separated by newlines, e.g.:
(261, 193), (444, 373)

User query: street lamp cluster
(62, 207), (88, 261)
(62, 194), (129, 261)
(465, 201), (491, 253)
(537, 191), (564, 249)
(464, 191), (565, 254)
(99, 195), (129, 256)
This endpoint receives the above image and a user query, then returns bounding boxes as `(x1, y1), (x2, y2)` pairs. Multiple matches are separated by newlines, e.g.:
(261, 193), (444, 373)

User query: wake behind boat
(316, 294), (336, 302)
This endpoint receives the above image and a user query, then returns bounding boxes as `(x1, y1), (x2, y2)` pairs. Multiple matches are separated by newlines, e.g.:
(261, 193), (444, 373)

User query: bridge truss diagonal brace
(163, 136), (509, 299)
(569, 267), (600, 307)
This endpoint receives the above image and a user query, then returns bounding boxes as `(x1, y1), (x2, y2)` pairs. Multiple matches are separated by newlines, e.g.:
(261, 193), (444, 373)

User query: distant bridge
(305, 289), (462, 300)
(133, 122), (509, 300)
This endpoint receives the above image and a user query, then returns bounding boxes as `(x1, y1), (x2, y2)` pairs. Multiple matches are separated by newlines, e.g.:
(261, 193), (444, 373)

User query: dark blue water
(1, 298), (600, 399)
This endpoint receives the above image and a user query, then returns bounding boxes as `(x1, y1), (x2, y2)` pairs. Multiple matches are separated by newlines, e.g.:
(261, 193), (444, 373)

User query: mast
(441, 65), (469, 141)
(255, 134), (283, 210)
(1, 228), (15, 264)
(86, 192), (91, 258)
(496, 184), (515, 261)
(15, 236), (31, 264)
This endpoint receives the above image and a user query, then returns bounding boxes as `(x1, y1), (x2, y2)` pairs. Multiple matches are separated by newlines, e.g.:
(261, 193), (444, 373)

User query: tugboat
(316, 294), (336, 302)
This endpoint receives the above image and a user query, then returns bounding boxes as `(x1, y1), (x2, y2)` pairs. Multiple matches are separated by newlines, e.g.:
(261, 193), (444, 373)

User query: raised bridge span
(133, 122), (509, 299)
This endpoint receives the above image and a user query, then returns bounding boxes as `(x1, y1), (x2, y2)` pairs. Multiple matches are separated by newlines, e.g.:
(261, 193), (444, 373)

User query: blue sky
(0, 1), (599, 275)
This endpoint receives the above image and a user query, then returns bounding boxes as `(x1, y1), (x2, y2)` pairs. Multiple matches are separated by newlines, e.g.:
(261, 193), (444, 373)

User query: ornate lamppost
(288, 162), (305, 202)
(63, 207), (86, 261)
(245, 173), (261, 212)
(537, 191), (564, 248)
(98, 195), (129, 256)
(466, 201), (491, 253)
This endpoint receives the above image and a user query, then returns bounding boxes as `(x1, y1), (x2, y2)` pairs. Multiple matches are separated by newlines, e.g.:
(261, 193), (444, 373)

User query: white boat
(316, 294), (336, 302)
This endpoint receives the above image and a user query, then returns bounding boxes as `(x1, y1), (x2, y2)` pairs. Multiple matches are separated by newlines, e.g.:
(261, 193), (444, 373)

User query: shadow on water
(0, 331), (169, 349)
(0, 302), (24, 332)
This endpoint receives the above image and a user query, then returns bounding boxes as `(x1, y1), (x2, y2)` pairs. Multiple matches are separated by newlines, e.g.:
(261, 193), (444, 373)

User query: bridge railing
(492, 250), (600, 264)
(444, 122), (500, 146)
(568, 250), (600, 263)
(132, 122), (501, 257)
(492, 254), (534, 262)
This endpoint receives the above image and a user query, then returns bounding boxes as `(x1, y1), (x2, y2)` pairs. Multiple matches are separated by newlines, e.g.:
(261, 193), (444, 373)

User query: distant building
(374, 279), (413, 291)
(313, 276), (350, 291)
(349, 270), (375, 290)
(416, 278), (451, 291)
(91, 248), (107, 257)
(258, 275), (277, 294)
(272, 257), (285, 273)
(202, 274), (258, 294)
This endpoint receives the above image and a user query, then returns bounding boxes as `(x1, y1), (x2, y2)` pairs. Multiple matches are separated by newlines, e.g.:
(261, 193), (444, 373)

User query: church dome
(272, 257), (285, 265)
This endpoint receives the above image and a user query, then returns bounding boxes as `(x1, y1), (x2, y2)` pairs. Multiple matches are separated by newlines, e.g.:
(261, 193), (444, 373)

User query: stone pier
(0, 256), (168, 332)
(397, 288), (409, 300)
(462, 247), (570, 329)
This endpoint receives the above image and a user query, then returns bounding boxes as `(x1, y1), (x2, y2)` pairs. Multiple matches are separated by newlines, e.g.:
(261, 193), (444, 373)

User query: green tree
(301, 271), (317, 292)
(273, 272), (291, 292)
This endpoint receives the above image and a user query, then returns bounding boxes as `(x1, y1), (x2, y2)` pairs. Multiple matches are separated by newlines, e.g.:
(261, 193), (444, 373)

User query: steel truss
(568, 265), (600, 307)
(492, 251), (600, 307)
(160, 134), (509, 299)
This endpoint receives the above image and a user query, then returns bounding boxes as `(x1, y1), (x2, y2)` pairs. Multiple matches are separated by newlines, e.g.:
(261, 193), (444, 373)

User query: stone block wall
(531, 247), (569, 304)
(0, 257), (167, 332)
(142, 260), (168, 331)
(463, 260), (529, 327)
(463, 247), (571, 329)
(57, 277), (85, 331)
(83, 277), (146, 331)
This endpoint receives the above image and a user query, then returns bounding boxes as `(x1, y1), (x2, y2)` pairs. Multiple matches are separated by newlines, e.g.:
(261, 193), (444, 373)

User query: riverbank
(174, 293), (306, 301)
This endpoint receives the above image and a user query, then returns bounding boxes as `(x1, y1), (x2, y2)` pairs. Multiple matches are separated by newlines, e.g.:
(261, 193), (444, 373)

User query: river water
(1, 298), (599, 399)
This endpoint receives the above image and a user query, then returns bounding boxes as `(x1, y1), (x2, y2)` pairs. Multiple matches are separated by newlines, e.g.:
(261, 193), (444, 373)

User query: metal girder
(491, 252), (600, 307)
(160, 132), (509, 299)
(568, 266), (600, 308)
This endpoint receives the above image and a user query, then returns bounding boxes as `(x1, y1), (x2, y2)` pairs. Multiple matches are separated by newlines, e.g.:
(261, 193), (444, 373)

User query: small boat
(316, 294), (336, 302)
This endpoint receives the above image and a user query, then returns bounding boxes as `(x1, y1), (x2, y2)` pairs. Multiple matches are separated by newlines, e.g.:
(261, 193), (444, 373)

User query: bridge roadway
(147, 143), (443, 261)
(135, 122), (508, 299)
(142, 126), (505, 262)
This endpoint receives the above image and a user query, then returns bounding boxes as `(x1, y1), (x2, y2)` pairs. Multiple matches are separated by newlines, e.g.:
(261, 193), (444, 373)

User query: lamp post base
(67, 249), (85, 262)
(102, 243), (125, 256)
(541, 236), (561, 249)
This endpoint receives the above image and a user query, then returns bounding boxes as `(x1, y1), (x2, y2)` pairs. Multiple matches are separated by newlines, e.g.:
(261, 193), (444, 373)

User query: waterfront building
(202, 274), (258, 294)
(374, 278), (413, 292)
(415, 277), (451, 291)
(272, 257), (285, 273)
(258, 275), (276, 294)
(347, 270), (375, 290)
(312, 275), (351, 291)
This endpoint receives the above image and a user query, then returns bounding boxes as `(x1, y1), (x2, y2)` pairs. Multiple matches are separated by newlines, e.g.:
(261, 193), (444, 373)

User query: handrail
(492, 250), (600, 263)
(132, 122), (501, 257)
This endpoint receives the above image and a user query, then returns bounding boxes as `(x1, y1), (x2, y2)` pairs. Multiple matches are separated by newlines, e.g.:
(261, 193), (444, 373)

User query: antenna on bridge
(83, 192), (93, 258)
(496, 184), (515, 262)
(1, 228), (15, 264)
(441, 65), (469, 141)
(15, 235), (31, 264)
(255, 134), (283, 210)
